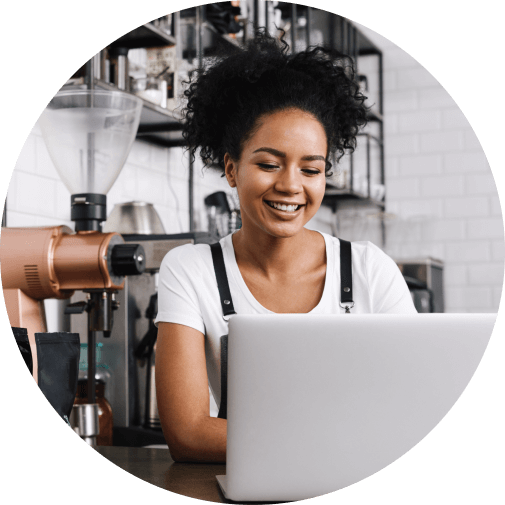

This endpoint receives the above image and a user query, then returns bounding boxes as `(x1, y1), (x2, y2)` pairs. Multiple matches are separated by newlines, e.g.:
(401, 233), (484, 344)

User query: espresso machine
(0, 89), (146, 445)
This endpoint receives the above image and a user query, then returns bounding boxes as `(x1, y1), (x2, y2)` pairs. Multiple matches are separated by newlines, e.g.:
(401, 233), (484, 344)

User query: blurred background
(3, 2), (503, 312)
(3, 4), (505, 312)
(2, 0), (503, 448)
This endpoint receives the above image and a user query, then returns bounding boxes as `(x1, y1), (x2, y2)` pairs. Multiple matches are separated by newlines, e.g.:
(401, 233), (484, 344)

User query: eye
(257, 163), (279, 170)
(302, 168), (322, 176)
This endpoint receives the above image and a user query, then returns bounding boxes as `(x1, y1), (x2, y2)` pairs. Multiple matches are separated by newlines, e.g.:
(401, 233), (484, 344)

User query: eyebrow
(252, 147), (326, 162)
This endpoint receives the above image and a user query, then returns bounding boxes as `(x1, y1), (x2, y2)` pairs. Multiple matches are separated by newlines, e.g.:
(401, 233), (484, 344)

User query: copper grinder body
(0, 226), (126, 381)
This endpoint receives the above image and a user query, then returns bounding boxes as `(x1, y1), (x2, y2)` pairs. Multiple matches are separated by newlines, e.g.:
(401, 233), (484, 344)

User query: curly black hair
(182, 29), (369, 174)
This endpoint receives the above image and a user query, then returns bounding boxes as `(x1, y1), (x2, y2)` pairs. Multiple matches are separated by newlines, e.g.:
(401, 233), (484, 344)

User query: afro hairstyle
(182, 29), (369, 174)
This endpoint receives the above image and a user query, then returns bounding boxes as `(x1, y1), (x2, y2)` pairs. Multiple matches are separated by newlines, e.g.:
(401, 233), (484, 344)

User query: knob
(111, 244), (146, 276)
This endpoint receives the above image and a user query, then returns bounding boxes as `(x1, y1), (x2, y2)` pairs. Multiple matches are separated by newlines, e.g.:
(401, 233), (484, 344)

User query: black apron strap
(339, 239), (354, 313)
(210, 242), (236, 419)
(210, 242), (237, 319)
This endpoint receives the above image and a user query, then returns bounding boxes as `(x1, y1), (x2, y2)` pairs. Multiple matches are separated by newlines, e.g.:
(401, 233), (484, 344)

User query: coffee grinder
(0, 89), (146, 445)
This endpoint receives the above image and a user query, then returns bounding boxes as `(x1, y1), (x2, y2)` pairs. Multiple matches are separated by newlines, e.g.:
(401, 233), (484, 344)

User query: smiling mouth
(265, 201), (303, 213)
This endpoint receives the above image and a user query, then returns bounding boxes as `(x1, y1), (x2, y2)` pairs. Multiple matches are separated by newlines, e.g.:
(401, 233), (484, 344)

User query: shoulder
(353, 241), (400, 276)
(323, 234), (384, 262)
(355, 240), (392, 262)
(326, 236), (398, 276)
(160, 242), (213, 275)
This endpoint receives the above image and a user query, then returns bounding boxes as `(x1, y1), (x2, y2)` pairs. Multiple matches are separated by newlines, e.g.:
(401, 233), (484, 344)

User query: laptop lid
(221, 313), (495, 502)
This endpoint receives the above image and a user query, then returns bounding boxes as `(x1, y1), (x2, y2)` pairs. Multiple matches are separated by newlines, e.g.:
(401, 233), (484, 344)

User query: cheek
(236, 167), (269, 195)
(309, 177), (327, 202)
(233, 171), (256, 208)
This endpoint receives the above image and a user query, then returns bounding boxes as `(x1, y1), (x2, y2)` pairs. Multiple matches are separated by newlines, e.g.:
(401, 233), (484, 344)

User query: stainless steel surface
(146, 344), (161, 429)
(70, 403), (100, 446)
(103, 202), (166, 236)
(134, 238), (194, 272)
(126, 273), (157, 427)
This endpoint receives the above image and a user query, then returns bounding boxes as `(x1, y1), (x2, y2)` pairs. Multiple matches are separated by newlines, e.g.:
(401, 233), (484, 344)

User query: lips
(265, 200), (304, 213)
(264, 200), (304, 217)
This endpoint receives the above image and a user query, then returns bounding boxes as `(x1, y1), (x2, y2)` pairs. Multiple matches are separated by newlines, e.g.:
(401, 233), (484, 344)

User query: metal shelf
(202, 21), (242, 48)
(135, 99), (184, 148)
(110, 23), (176, 49)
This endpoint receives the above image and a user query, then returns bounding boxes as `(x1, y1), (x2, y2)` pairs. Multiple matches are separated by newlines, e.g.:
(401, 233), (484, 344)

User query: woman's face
(224, 108), (327, 239)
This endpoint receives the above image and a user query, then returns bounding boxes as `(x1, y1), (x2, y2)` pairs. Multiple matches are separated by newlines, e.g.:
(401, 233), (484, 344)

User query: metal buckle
(339, 302), (355, 313)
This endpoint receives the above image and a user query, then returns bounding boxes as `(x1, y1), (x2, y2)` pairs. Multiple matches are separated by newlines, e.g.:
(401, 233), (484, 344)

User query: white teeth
(268, 201), (300, 212)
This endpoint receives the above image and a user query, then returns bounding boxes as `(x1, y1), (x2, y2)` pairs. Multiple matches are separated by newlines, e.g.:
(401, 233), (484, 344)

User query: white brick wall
(352, 24), (504, 313)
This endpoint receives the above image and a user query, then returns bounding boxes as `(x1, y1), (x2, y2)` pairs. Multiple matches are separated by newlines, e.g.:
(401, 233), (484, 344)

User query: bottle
(74, 379), (113, 446)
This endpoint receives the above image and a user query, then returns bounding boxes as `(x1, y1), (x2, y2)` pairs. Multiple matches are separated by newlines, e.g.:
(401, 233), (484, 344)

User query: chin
(262, 223), (306, 239)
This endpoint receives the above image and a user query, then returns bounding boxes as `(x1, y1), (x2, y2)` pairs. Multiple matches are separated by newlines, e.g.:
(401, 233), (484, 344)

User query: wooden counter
(95, 446), (228, 502)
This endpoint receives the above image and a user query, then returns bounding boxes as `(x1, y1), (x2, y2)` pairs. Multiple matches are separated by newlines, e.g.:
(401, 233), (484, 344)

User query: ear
(224, 153), (238, 188)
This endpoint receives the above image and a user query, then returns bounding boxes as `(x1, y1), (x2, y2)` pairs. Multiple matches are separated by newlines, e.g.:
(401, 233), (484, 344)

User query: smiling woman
(154, 30), (417, 463)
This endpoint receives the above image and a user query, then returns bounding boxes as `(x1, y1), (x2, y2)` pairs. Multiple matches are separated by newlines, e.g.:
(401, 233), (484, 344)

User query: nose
(274, 165), (303, 195)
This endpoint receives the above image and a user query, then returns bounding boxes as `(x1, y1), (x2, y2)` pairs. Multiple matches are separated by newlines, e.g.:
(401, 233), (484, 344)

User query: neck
(232, 226), (321, 276)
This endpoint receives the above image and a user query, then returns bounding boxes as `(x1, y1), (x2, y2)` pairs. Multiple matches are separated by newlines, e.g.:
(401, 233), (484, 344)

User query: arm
(155, 322), (227, 462)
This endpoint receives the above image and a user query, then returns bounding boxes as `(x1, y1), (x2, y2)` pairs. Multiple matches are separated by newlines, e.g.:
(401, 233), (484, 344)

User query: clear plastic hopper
(39, 89), (143, 195)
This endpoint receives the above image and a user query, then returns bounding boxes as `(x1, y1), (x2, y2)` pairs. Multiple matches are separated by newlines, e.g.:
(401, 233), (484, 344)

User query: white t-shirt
(155, 231), (417, 406)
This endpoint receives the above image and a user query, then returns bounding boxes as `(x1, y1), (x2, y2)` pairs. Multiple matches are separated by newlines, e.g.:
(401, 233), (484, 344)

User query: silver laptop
(216, 313), (496, 502)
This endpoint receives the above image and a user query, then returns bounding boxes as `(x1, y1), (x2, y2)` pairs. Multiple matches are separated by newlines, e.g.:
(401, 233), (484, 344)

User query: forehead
(243, 109), (327, 155)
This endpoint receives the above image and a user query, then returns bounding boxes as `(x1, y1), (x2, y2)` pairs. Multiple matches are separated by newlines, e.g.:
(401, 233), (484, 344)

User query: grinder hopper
(39, 89), (143, 230)
(39, 89), (142, 195)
